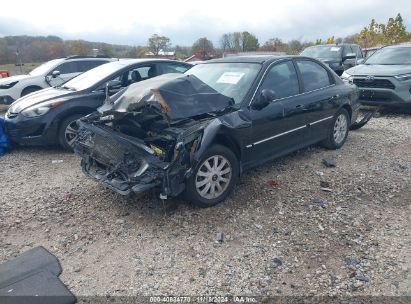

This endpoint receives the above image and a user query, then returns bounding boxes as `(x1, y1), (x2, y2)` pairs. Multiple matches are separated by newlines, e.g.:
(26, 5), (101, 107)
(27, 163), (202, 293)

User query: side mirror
(51, 70), (60, 78)
(356, 58), (365, 64)
(253, 89), (277, 110)
(105, 80), (122, 101)
(343, 53), (356, 61)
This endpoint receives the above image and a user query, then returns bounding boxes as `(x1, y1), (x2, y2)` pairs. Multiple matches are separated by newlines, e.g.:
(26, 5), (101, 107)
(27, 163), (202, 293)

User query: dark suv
(301, 44), (364, 75)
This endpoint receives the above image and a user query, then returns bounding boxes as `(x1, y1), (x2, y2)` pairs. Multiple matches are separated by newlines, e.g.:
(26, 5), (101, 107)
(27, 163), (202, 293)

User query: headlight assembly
(394, 73), (411, 82)
(341, 71), (353, 83)
(21, 99), (65, 118)
(0, 81), (18, 89)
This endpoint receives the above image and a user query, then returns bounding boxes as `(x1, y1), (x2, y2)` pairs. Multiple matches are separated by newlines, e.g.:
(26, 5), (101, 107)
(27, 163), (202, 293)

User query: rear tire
(58, 114), (85, 151)
(184, 144), (239, 208)
(321, 108), (350, 149)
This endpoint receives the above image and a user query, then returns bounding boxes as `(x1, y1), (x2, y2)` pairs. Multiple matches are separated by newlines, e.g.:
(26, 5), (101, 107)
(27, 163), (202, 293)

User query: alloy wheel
(64, 121), (79, 147)
(333, 113), (348, 145)
(195, 155), (232, 199)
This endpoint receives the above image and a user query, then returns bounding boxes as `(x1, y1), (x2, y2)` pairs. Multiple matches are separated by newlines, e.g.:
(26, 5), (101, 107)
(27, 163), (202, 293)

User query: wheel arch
(340, 104), (352, 120)
(21, 85), (43, 97)
(56, 107), (94, 131)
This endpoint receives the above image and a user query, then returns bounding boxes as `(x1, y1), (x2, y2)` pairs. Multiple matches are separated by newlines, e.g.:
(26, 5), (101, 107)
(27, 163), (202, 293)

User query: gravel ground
(0, 113), (410, 298)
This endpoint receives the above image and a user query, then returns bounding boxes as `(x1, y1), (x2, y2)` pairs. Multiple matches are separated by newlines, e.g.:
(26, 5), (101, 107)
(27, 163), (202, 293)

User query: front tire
(58, 114), (84, 151)
(184, 144), (239, 208)
(321, 108), (350, 149)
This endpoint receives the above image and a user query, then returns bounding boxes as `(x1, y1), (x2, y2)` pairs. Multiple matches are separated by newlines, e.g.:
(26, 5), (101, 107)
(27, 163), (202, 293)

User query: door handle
(295, 104), (308, 110)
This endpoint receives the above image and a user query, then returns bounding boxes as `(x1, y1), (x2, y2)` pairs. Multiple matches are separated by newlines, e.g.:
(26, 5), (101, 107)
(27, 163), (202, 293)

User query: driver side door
(246, 60), (307, 165)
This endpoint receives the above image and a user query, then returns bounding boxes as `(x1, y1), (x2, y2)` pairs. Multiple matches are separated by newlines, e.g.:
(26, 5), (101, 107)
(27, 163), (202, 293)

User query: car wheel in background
(184, 144), (239, 208)
(321, 108), (350, 149)
(58, 114), (85, 151)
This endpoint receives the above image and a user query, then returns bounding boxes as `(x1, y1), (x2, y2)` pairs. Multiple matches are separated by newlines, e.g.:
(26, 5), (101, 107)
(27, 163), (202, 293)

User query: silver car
(341, 44), (411, 107)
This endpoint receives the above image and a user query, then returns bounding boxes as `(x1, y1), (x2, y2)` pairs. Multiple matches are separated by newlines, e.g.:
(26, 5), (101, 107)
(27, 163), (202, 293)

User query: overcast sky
(1, 0), (410, 46)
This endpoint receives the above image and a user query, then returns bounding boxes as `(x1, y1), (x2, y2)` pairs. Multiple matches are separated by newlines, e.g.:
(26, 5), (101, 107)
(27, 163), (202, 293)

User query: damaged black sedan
(73, 56), (362, 207)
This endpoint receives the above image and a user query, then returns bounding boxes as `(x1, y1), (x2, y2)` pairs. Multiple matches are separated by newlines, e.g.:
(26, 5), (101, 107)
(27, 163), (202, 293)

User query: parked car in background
(0, 56), (113, 105)
(300, 44), (364, 75)
(73, 56), (361, 207)
(5, 59), (192, 150)
(341, 44), (411, 108)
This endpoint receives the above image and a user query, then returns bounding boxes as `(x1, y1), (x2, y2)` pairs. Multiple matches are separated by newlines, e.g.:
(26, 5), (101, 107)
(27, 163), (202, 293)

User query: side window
(354, 46), (363, 58)
(127, 65), (157, 84)
(77, 60), (107, 72)
(259, 61), (299, 99)
(54, 62), (78, 74)
(296, 60), (331, 92)
(343, 46), (353, 57)
(160, 63), (190, 74)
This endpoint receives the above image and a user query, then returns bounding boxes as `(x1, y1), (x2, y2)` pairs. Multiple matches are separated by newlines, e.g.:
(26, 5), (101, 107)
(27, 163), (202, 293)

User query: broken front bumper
(74, 122), (186, 197)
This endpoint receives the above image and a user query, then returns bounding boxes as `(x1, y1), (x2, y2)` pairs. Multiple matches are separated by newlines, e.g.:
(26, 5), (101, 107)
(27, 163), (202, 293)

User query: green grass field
(0, 62), (41, 76)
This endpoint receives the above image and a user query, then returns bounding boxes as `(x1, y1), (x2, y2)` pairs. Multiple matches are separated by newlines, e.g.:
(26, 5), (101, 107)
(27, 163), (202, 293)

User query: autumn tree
(68, 40), (89, 55)
(326, 36), (335, 44)
(356, 18), (381, 48)
(147, 34), (171, 56)
(287, 40), (303, 54)
(240, 31), (259, 52)
(220, 32), (259, 52)
(259, 38), (287, 52)
(191, 37), (214, 59)
(381, 13), (409, 44)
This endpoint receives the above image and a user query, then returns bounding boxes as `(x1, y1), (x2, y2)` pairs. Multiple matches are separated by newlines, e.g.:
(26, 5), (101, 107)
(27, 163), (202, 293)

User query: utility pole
(16, 48), (23, 74)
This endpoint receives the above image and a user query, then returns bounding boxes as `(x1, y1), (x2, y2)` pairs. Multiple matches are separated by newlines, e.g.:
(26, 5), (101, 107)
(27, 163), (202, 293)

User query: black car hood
(99, 73), (234, 121)
(9, 87), (75, 113)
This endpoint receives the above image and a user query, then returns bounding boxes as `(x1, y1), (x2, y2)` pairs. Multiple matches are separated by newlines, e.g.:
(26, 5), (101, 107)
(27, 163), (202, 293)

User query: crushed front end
(73, 74), (234, 198)
(74, 113), (206, 197)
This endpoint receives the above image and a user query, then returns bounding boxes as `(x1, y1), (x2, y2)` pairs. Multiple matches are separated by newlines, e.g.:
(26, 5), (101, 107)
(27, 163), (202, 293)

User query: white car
(0, 56), (113, 105)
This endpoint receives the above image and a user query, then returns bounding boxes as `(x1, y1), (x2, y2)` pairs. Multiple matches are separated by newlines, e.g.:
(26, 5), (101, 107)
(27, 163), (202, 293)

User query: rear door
(294, 59), (338, 144)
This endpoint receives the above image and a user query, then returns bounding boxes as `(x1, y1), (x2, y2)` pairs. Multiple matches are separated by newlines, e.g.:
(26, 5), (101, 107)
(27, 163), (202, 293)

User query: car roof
(383, 43), (411, 49)
(101, 58), (190, 69)
(204, 55), (292, 64)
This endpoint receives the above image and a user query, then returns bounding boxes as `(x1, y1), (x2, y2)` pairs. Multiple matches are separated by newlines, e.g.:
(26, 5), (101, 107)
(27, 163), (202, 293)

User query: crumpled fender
(193, 110), (251, 163)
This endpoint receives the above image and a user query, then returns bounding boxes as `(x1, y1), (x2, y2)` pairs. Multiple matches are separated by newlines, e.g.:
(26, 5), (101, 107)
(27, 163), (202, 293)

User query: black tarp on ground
(0, 246), (76, 304)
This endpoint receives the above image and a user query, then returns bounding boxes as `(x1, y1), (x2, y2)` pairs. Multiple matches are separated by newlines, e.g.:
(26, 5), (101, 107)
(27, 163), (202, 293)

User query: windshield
(29, 59), (62, 76)
(62, 61), (122, 91)
(185, 62), (261, 103)
(301, 46), (342, 59)
(365, 47), (411, 65)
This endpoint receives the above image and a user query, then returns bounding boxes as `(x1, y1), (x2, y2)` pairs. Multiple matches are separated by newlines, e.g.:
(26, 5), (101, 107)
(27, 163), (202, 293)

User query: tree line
(0, 13), (410, 65)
